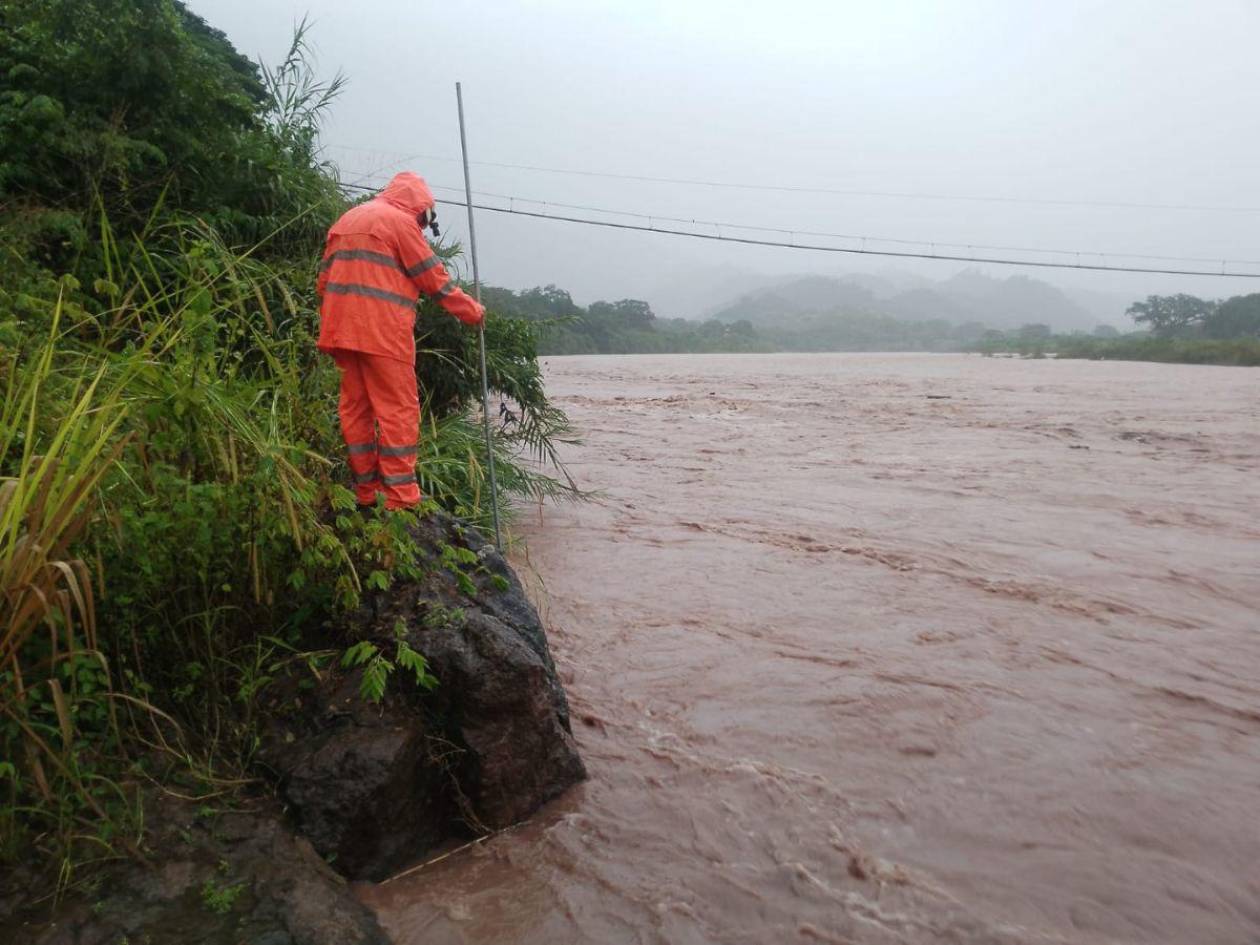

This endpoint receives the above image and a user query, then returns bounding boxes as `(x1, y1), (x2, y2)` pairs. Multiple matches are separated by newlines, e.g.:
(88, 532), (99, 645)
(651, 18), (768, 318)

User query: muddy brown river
(364, 353), (1260, 944)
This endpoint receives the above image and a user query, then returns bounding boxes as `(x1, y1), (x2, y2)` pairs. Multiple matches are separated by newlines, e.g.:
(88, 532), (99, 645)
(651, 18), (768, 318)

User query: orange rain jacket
(317, 172), (483, 363)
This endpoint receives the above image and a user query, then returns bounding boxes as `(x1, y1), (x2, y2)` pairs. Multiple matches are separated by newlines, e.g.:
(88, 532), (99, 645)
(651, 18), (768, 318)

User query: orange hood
(378, 171), (435, 215)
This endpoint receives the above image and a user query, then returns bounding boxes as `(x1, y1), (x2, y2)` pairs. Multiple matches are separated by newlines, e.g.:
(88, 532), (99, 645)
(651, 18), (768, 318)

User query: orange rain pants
(316, 171), (484, 511)
(331, 349), (420, 509)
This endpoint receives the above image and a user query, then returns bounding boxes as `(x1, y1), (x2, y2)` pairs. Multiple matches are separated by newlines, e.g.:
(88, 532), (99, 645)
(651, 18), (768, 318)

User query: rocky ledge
(5, 512), (585, 943)
(7, 792), (392, 945)
(258, 511), (587, 881)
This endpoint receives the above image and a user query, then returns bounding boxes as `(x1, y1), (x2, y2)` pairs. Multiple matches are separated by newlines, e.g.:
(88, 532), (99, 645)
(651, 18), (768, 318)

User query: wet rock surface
(3, 792), (389, 945)
(3, 512), (585, 940)
(258, 511), (586, 881)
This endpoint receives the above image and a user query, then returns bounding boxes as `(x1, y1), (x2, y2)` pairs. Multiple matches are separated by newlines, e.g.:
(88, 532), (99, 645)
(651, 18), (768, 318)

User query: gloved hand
(446, 290), (485, 327)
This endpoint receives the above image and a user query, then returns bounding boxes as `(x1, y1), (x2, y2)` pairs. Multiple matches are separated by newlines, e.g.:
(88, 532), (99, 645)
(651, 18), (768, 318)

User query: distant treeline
(480, 285), (771, 354)
(483, 285), (1260, 366)
(978, 293), (1260, 366)
(481, 285), (992, 355)
(981, 335), (1260, 367)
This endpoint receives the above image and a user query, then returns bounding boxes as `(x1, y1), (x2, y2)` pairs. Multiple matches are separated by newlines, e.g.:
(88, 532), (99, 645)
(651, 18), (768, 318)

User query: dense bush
(1053, 335), (1260, 366)
(976, 292), (1260, 365)
(0, 1), (343, 253)
(975, 332), (1260, 366)
(1125, 293), (1260, 341)
(0, 2), (577, 887)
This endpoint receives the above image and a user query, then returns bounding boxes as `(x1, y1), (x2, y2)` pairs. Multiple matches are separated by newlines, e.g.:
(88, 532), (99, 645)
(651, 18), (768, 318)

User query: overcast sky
(191, 0), (1260, 320)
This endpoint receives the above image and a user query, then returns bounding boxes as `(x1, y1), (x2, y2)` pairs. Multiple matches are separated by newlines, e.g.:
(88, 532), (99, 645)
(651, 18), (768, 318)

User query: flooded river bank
(364, 353), (1260, 944)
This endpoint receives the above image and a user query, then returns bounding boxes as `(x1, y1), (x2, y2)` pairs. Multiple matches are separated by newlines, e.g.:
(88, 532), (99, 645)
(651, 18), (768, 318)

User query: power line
(443, 198), (1260, 278)
(327, 144), (1260, 215)
(349, 174), (1260, 266)
(416, 183), (1260, 268)
(340, 180), (1260, 278)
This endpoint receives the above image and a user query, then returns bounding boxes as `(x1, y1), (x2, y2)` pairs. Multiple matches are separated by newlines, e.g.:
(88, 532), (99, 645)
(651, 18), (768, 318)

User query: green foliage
(414, 285), (582, 501)
(395, 639), (437, 691)
(439, 542), (478, 596)
(422, 605), (466, 632)
(484, 284), (999, 354)
(1126, 294), (1218, 338)
(1054, 336), (1260, 366)
(0, 305), (142, 876)
(1, 0), (258, 200)
(1017, 323), (1052, 341)
(488, 283), (1260, 357)
(1202, 294), (1260, 340)
(975, 331), (1260, 366)
(485, 285), (773, 354)
(340, 640), (386, 702)
(0, 4), (578, 889)
(1123, 292), (1260, 342)
(976, 291), (1260, 364)
(0, 0), (341, 257)
(340, 619), (437, 704)
(200, 877), (245, 915)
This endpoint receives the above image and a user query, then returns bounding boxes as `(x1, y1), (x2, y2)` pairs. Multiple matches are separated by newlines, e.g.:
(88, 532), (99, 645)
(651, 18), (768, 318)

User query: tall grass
(0, 13), (582, 889)
(0, 212), (579, 887)
(0, 303), (136, 874)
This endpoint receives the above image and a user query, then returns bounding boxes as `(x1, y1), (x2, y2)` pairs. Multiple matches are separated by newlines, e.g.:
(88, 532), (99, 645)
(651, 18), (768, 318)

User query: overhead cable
(338, 180), (1260, 278)
(415, 183), (1260, 267)
(327, 144), (1260, 215)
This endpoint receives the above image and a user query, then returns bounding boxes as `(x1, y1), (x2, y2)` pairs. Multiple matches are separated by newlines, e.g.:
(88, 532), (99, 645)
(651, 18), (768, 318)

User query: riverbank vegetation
(0, 0), (575, 894)
(977, 334), (1260, 366)
(975, 294), (1260, 365)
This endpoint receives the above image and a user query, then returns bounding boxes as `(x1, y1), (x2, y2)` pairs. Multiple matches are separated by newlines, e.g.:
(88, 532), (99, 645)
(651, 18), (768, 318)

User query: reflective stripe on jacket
(317, 172), (484, 363)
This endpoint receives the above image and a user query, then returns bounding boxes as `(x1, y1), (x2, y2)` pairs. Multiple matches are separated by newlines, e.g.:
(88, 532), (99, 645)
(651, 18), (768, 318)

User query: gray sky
(192, 0), (1260, 320)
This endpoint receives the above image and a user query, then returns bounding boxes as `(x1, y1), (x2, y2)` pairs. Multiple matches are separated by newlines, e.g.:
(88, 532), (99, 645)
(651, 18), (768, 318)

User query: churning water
(363, 353), (1260, 944)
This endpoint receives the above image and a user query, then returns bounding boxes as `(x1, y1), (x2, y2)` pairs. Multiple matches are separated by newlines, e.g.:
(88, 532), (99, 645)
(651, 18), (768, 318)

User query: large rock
(259, 512), (586, 881)
(2, 792), (389, 945)
(2, 513), (584, 939)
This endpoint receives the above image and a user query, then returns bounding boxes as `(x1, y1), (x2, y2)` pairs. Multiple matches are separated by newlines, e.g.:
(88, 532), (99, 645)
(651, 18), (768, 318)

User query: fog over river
(364, 353), (1260, 944)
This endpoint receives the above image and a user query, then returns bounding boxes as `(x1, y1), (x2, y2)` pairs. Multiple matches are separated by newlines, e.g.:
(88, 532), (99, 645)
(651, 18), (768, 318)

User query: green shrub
(0, 5), (581, 890)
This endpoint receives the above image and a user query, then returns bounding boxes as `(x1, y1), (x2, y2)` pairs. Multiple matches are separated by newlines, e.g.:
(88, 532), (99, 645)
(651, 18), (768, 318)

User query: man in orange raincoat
(317, 172), (484, 510)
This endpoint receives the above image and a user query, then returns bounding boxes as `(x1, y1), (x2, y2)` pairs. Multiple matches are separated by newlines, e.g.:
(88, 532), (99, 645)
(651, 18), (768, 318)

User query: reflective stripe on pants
(331, 349), (421, 509)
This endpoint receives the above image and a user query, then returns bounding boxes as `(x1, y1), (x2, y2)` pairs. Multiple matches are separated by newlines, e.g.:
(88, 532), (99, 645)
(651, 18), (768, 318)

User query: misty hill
(710, 270), (1097, 332)
(712, 276), (881, 323)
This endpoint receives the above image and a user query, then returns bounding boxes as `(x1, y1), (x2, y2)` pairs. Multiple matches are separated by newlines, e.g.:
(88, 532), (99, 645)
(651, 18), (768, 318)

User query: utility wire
(417, 183), (1260, 268)
(349, 175), (1260, 267)
(327, 144), (1260, 215)
(339, 180), (1260, 278)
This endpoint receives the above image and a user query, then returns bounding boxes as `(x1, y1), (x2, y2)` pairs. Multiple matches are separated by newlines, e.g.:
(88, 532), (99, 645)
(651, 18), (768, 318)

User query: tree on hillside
(1018, 323), (1052, 341)
(0, 0), (343, 269)
(1126, 294), (1216, 337)
(1201, 293), (1260, 339)
(952, 321), (988, 343)
(587, 298), (656, 330)
(518, 285), (584, 318)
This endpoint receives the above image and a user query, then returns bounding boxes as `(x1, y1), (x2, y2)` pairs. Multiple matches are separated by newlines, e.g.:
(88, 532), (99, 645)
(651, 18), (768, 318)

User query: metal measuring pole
(456, 81), (502, 550)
